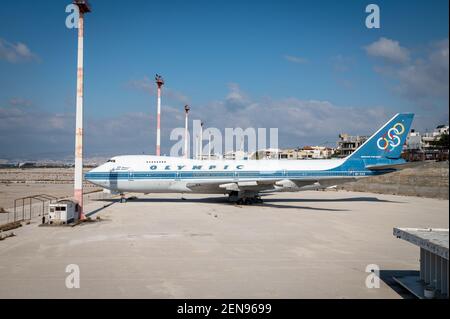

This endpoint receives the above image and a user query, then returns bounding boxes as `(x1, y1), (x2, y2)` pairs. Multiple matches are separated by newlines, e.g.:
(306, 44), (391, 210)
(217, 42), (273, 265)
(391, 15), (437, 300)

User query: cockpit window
(107, 159), (116, 163)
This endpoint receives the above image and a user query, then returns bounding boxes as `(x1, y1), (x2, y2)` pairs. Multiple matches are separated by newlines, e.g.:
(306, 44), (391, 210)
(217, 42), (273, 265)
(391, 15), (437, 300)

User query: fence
(5, 194), (58, 224)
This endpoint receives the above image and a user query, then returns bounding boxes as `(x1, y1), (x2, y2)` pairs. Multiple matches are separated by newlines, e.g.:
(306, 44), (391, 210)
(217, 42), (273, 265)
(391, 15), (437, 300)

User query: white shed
(48, 200), (78, 224)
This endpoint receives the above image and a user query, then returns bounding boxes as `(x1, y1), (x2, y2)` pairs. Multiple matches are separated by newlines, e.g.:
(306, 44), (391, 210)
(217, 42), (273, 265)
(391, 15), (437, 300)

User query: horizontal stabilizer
(365, 161), (429, 171)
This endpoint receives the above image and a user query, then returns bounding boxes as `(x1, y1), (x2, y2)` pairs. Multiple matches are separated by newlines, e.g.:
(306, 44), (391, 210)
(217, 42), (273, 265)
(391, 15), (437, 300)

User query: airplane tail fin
(347, 113), (414, 160)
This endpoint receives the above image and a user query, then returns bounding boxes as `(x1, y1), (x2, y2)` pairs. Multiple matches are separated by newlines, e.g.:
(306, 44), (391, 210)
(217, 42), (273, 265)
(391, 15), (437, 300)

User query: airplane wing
(186, 179), (279, 193)
(185, 176), (357, 193)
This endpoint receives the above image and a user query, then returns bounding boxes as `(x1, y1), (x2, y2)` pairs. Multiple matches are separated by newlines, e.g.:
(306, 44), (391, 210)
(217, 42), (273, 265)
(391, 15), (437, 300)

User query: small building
(336, 134), (368, 158)
(278, 148), (299, 160)
(405, 129), (422, 150)
(403, 125), (449, 161)
(198, 153), (222, 160)
(251, 147), (335, 160)
(223, 150), (249, 160)
(48, 200), (78, 224)
(422, 125), (449, 149)
(298, 146), (335, 159)
(249, 149), (281, 160)
(435, 125), (449, 135)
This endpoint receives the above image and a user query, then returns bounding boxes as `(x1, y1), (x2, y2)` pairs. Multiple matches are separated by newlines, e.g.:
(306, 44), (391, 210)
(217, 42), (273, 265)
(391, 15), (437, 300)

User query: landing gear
(229, 192), (263, 205)
(119, 193), (126, 203)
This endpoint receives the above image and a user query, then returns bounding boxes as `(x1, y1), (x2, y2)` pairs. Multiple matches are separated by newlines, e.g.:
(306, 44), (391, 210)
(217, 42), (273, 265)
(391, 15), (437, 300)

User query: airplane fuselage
(85, 155), (387, 194)
(85, 113), (414, 198)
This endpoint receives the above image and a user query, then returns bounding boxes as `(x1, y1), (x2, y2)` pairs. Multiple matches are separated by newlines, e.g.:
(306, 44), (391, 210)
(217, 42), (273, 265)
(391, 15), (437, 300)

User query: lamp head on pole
(73, 0), (92, 13)
(155, 74), (165, 88)
(184, 104), (190, 114)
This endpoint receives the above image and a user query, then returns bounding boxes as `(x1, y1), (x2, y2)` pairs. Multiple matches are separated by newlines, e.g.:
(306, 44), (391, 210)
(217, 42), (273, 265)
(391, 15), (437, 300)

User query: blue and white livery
(86, 113), (414, 203)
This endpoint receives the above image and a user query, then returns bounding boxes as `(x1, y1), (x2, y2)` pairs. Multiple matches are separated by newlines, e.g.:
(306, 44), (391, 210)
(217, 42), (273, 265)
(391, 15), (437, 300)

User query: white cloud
(197, 85), (391, 146)
(370, 38), (449, 107)
(1, 83), (446, 160)
(284, 55), (308, 64)
(222, 82), (251, 112)
(395, 39), (449, 101)
(365, 37), (410, 64)
(0, 38), (38, 63)
(9, 98), (32, 107)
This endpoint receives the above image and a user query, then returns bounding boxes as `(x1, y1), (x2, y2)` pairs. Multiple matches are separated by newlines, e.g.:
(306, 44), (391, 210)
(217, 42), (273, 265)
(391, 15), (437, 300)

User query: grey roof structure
(394, 228), (449, 260)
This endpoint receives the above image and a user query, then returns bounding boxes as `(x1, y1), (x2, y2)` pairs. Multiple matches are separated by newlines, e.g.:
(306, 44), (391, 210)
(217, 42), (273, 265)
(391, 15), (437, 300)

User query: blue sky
(0, 0), (448, 160)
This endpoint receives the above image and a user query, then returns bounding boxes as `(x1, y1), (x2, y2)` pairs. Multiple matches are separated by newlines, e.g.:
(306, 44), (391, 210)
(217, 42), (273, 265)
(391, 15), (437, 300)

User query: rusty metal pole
(74, 11), (85, 220)
(71, 1), (91, 220)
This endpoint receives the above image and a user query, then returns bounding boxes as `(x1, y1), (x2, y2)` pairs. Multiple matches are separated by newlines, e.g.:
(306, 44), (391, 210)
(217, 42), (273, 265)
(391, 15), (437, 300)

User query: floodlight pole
(73, 1), (91, 220)
(155, 75), (164, 156)
(199, 121), (204, 160)
(184, 105), (190, 158)
(208, 132), (211, 160)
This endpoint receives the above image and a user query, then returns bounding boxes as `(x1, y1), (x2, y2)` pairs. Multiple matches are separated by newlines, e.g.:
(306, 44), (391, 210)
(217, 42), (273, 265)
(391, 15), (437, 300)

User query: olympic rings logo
(377, 122), (405, 151)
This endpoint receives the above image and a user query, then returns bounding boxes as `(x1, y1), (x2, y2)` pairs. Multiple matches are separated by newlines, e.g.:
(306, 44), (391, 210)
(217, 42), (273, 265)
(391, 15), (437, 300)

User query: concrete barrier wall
(339, 161), (449, 199)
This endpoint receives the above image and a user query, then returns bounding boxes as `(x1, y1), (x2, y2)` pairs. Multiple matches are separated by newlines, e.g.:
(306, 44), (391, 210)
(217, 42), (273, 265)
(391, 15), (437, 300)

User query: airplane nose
(84, 169), (95, 183)
(84, 164), (105, 184)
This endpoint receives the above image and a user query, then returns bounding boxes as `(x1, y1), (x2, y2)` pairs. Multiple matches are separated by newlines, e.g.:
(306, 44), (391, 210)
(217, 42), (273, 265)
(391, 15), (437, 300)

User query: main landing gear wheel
(231, 193), (263, 205)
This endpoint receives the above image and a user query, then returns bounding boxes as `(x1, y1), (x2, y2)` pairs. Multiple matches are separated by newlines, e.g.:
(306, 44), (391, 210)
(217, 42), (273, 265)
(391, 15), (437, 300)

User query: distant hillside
(339, 161), (449, 199)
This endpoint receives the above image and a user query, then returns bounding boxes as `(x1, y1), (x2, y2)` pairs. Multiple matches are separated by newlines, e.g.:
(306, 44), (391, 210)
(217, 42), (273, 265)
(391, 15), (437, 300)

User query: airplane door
(175, 171), (181, 181)
(233, 170), (239, 181)
(128, 170), (134, 181)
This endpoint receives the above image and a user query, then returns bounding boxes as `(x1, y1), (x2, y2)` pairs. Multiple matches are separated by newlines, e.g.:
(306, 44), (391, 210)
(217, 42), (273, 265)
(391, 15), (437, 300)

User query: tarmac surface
(0, 190), (448, 299)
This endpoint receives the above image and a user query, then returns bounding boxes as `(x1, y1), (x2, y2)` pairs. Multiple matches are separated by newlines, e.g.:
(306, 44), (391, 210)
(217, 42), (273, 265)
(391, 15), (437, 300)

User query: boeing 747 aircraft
(86, 113), (414, 204)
